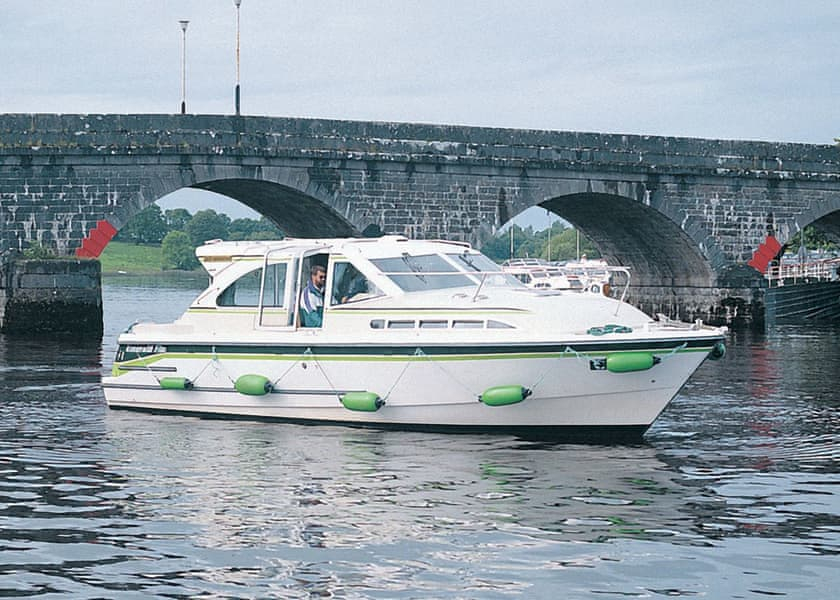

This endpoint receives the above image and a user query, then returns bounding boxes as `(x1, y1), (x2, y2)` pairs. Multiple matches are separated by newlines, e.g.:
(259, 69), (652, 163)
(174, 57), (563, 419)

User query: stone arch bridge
(2, 113), (839, 327)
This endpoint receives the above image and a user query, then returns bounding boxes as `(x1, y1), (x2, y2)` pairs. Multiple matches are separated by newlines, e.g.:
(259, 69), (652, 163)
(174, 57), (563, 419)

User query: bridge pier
(0, 259), (102, 339)
(627, 285), (763, 328)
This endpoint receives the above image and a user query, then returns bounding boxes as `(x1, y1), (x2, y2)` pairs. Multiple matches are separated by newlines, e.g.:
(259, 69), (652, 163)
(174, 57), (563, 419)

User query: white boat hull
(103, 343), (713, 438)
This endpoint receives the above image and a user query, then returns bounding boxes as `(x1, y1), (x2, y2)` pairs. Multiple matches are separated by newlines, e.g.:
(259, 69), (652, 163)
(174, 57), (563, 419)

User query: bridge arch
(111, 176), (361, 242)
(190, 179), (358, 238)
(778, 196), (840, 248)
(540, 192), (717, 289)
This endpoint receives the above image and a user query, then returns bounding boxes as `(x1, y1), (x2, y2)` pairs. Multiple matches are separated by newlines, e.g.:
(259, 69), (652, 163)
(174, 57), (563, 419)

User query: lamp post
(179, 20), (189, 114)
(234, 0), (242, 115)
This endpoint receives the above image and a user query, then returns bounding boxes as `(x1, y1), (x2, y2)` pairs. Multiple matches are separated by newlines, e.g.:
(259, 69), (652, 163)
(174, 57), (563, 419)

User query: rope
(304, 348), (342, 401)
(382, 348), (423, 400)
(530, 346), (582, 392)
(142, 361), (161, 385)
(587, 323), (633, 336)
(659, 341), (688, 360)
(270, 348), (310, 388)
(207, 346), (236, 385)
(188, 356), (219, 386)
(528, 340), (687, 394)
(413, 347), (479, 398)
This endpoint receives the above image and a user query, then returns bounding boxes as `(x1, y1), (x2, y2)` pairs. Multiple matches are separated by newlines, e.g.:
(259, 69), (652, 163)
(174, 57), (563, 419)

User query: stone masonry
(1, 113), (840, 326)
(0, 259), (102, 337)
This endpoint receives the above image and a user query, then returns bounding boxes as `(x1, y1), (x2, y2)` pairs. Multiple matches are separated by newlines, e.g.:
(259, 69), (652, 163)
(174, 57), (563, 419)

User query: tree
(164, 208), (192, 231)
(541, 228), (601, 261)
(248, 217), (284, 240)
(228, 217), (259, 240)
(788, 226), (838, 252)
(161, 231), (200, 270)
(479, 222), (601, 263)
(185, 209), (231, 246)
(480, 225), (533, 262)
(117, 204), (167, 244)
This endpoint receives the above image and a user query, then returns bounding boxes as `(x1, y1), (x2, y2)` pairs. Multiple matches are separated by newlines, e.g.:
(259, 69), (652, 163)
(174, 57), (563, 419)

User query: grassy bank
(99, 241), (165, 274)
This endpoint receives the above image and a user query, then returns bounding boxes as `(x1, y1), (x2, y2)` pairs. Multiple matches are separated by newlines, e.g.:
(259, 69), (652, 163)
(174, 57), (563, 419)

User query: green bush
(162, 231), (200, 270)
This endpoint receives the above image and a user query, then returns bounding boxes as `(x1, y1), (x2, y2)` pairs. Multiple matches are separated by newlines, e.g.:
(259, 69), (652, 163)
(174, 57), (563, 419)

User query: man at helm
(300, 264), (326, 327)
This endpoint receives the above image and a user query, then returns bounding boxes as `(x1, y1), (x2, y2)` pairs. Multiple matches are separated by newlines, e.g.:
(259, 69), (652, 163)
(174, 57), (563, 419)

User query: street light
(234, 0), (242, 116)
(179, 20), (189, 114)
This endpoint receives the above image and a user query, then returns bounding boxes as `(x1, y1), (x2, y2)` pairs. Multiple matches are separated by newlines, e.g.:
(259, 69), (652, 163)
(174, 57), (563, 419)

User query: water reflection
(0, 285), (837, 597)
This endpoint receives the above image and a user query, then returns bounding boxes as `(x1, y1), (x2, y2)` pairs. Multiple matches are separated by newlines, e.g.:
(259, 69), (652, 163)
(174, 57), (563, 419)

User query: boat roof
(195, 235), (475, 263)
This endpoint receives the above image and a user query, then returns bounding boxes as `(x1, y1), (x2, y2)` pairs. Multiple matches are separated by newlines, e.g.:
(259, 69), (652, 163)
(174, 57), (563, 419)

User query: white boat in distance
(102, 236), (727, 441)
(502, 257), (625, 296)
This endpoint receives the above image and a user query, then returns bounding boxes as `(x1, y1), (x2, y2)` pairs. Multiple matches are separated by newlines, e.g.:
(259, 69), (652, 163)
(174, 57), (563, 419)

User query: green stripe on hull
(112, 343), (716, 375)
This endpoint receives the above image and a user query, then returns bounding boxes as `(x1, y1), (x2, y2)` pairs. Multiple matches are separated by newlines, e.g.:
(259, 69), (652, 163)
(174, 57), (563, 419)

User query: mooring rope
(381, 348), (423, 401)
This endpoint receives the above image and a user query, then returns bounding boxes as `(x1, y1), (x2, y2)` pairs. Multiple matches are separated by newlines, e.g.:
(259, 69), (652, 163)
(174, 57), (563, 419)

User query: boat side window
(368, 319), (512, 330)
(256, 261), (291, 327)
(330, 261), (383, 305)
(419, 320), (448, 329)
(260, 262), (288, 307)
(217, 266), (262, 307)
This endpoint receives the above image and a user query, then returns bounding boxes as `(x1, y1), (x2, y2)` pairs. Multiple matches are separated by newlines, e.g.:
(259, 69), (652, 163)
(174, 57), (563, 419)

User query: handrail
(378, 270), (508, 276)
(766, 258), (840, 286)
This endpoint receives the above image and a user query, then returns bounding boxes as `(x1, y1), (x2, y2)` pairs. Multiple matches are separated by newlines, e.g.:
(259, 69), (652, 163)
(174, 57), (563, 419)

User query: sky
(3, 1), (839, 226)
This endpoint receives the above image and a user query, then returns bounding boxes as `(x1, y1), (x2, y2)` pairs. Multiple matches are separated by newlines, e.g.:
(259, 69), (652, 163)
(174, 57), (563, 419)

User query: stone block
(0, 259), (102, 338)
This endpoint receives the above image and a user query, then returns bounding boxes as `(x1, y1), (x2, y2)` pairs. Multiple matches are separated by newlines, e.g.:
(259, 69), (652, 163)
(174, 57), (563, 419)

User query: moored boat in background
(502, 256), (629, 297)
(765, 256), (840, 324)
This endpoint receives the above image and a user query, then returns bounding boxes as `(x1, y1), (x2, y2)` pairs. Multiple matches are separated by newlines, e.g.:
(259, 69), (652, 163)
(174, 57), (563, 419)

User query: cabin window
(387, 320), (416, 329)
(419, 320), (448, 329)
(330, 261), (383, 306)
(370, 319), (385, 329)
(261, 262), (288, 307)
(217, 267), (262, 307)
(446, 253), (521, 287)
(487, 320), (515, 329)
(256, 262), (291, 327)
(452, 320), (483, 329)
(371, 254), (472, 292)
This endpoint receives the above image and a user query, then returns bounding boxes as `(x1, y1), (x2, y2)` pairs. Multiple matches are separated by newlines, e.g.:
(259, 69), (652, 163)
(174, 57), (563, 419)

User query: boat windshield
(446, 253), (521, 287)
(370, 253), (473, 292)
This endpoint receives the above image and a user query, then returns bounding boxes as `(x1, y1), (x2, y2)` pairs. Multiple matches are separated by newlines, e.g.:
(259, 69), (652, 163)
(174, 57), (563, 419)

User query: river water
(0, 278), (837, 598)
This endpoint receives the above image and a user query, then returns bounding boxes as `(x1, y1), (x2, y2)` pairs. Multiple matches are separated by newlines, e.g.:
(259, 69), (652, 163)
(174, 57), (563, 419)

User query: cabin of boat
(182, 235), (529, 333)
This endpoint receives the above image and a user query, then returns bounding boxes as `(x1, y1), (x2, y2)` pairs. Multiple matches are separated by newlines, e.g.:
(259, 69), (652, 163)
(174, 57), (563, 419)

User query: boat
(764, 255), (840, 324)
(502, 256), (627, 296)
(102, 236), (727, 441)
(501, 258), (583, 290)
